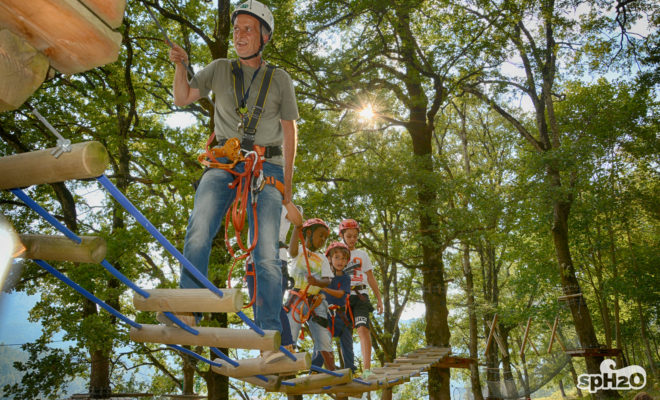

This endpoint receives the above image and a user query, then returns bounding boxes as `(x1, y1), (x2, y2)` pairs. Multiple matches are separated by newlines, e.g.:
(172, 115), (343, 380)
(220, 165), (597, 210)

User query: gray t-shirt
(190, 59), (299, 166)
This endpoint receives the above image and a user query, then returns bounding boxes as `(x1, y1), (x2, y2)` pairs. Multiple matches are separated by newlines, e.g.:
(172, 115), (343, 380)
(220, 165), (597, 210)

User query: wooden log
(134, 289), (243, 314)
(129, 324), (280, 351)
(19, 234), (106, 263)
(0, 141), (109, 190)
(0, 0), (122, 74)
(78, 0), (126, 28)
(326, 380), (383, 394)
(235, 375), (281, 391)
(211, 352), (310, 378)
(0, 29), (49, 111)
(281, 368), (353, 394)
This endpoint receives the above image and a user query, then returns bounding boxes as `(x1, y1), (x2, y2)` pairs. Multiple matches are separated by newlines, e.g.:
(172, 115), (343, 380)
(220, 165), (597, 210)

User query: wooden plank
(546, 320), (567, 352)
(547, 317), (559, 353)
(0, 141), (109, 190)
(484, 314), (498, 355)
(433, 356), (476, 369)
(129, 324), (280, 351)
(557, 293), (583, 301)
(487, 319), (508, 357)
(281, 368), (353, 394)
(134, 289), (243, 314)
(78, 0), (125, 28)
(566, 348), (621, 358)
(0, 0), (122, 74)
(519, 317), (532, 358)
(0, 29), (48, 111)
(211, 352), (310, 378)
(20, 234), (106, 263)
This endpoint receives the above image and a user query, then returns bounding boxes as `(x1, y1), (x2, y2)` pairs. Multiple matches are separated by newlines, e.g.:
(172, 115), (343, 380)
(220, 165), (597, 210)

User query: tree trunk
(457, 103), (485, 400)
(549, 168), (618, 400)
(500, 330), (518, 399)
(463, 242), (485, 400)
(182, 351), (195, 394)
(567, 358), (583, 398)
(636, 298), (658, 378)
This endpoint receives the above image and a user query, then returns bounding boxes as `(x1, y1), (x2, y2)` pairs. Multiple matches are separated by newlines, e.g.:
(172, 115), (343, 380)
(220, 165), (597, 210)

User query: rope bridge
(1, 141), (460, 396)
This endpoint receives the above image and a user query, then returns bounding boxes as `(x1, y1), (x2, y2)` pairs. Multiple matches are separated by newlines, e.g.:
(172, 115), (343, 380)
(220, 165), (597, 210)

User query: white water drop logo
(577, 360), (646, 393)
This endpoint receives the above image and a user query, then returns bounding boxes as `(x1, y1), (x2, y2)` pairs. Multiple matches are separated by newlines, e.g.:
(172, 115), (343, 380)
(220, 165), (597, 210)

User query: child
(286, 218), (336, 370)
(312, 241), (354, 371)
(339, 219), (383, 378)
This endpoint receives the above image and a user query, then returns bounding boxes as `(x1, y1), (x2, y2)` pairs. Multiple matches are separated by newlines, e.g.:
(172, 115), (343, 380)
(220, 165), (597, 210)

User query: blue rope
(97, 175), (225, 299)
(310, 365), (344, 377)
(254, 375), (269, 382)
(34, 259), (141, 329)
(167, 345), (223, 368)
(235, 311), (265, 336)
(210, 347), (240, 368)
(279, 345), (296, 361)
(11, 189), (80, 243)
(281, 381), (295, 387)
(162, 312), (198, 335)
(11, 189), (150, 298)
(353, 378), (371, 385)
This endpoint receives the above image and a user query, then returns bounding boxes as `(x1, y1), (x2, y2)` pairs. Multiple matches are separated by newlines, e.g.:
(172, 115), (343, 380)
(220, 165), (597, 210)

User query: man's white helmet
(232, 0), (275, 37)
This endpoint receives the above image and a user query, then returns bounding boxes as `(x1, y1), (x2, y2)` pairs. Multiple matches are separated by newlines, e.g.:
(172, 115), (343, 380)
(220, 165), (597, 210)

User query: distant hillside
(0, 345), (29, 391)
(0, 344), (87, 399)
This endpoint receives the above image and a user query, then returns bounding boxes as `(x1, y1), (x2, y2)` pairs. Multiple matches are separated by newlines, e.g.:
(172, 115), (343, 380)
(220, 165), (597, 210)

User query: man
(167, 0), (298, 362)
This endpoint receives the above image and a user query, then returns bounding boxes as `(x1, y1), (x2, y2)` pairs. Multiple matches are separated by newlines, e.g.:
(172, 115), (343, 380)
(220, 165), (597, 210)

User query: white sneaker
(157, 312), (195, 327)
(261, 350), (287, 364)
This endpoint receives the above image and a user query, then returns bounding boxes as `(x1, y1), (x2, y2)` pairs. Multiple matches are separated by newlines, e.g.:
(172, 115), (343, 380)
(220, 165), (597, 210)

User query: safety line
(167, 345), (223, 368)
(11, 188), (150, 299)
(34, 259), (142, 329)
(97, 175), (224, 299)
(211, 347), (240, 368)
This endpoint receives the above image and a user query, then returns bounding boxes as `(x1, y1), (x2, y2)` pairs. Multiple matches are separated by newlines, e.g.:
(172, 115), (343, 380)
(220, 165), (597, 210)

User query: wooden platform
(565, 348), (622, 357)
(0, 0), (123, 75)
(234, 346), (454, 397)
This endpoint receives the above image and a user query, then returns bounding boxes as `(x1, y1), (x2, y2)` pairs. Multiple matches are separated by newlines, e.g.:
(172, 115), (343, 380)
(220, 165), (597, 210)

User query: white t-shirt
(289, 245), (333, 295)
(348, 248), (373, 294)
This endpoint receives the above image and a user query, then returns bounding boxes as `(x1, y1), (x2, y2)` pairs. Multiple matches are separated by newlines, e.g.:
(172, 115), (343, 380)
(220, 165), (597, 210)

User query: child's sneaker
(361, 369), (375, 380)
(156, 311), (195, 327)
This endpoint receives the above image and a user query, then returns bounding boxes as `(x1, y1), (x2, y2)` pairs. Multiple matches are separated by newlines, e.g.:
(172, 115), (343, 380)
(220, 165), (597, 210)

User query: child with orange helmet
(286, 218), (336, 370)
(339, 218), (383, 379)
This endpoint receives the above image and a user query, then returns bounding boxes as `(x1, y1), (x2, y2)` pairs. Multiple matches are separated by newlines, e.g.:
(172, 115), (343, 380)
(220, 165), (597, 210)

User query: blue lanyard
(238, 64), (262, 114)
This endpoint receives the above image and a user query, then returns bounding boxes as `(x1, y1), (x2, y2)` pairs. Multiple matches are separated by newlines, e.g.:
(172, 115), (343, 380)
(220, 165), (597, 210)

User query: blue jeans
(312, 309), (355, 371)
(181, 160), (284, 333)
(246, 261), (293, 346)
(287, 298), (332, 359)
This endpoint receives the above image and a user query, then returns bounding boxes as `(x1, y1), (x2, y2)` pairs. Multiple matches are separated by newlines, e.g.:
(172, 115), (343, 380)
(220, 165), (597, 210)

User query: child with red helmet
(286, 218), (336, 370)
(339, 218), (383, 379)
(311, 242), (354, 371)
